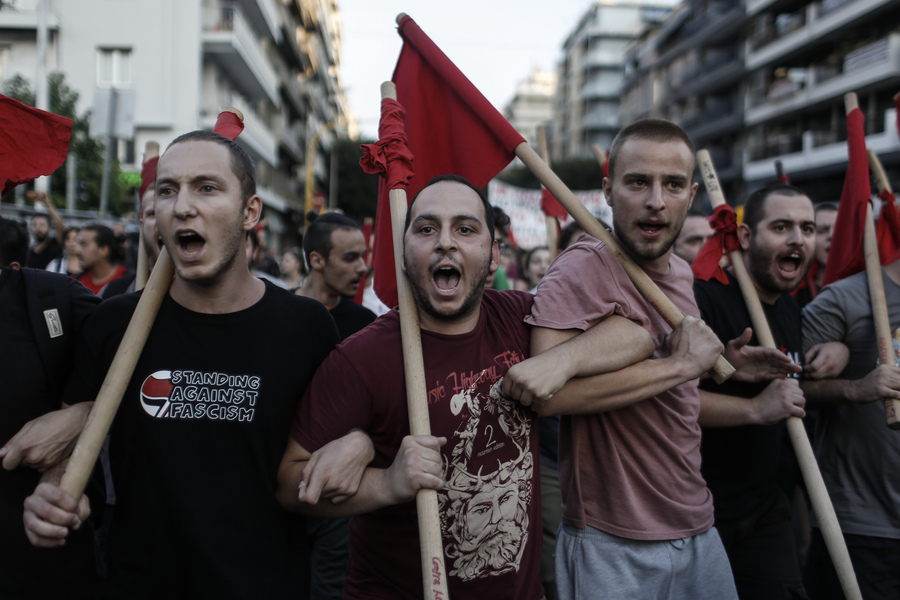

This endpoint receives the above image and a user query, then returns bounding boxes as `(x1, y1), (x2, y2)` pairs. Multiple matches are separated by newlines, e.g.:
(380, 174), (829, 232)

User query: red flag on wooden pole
(0, 94), (72, 196)
(822, 104), (872, 286)
(367, 14), (526, 307)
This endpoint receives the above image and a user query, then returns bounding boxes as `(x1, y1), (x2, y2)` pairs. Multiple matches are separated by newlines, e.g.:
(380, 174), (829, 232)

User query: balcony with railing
(746, 0), (894, 69)
(746, 32), (900, 124)
(202, 2), (280, 105)
(0, 0), (59, 30)
(743, 106), (898, 181)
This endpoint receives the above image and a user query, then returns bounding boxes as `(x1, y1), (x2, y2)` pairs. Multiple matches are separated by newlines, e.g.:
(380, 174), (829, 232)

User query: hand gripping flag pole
(697, 149), (863, 600)
(360, 82), (450, 600)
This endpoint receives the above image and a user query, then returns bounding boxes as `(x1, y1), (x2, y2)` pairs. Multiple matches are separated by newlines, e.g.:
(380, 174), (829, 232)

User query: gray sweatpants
(555, 524), (738, 600)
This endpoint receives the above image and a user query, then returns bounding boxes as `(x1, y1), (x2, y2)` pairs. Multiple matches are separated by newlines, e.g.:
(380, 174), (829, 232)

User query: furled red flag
(139, 157), (158, 211)
(0, 94), (72, 197)
(692, 204), (741, 284)
(822, 105), (874, 285)
(540, 187), (567, 220)
(775, 160), (790, 184)
(213, 109), (244, 141)
(366, 14), (526, 307)
(876, 189), (900, 265)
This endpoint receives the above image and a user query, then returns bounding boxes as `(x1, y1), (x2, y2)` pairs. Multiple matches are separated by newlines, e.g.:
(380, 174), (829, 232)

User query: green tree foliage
(1, 72), (127, 214)
(495, 158), (604, 191)
(328, 137), (379, 224)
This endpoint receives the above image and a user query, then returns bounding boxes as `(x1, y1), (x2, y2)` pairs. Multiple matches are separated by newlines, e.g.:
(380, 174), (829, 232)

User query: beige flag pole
(697, 149), (862, 600)
(514, 143), (735, 382)
(590, 143), (608, 172)
(865, 144), (900, 428)
(59, 248), (174, 499)
(135, 141), (159, 291)
(536, 125), (559, 259)
(381, 81), (451, 600)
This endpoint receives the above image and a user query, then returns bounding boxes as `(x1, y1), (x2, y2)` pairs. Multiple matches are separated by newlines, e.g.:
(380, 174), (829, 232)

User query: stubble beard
(746, 243), (810, 295)
(612, 205), (683, 264)
(409, 255), (491, 323)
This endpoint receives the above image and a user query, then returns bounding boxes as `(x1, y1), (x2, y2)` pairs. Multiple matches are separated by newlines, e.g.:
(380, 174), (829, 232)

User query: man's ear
(738, 223), (752, 251)
(308, 251), (326, 273)
(242, 195), (263, 231)
(602, 177), (613, 209)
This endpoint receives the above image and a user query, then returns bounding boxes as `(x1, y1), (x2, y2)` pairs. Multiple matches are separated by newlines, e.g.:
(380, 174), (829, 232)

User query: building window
(0, 46), (8, 82)
(96, 48), (132, 88)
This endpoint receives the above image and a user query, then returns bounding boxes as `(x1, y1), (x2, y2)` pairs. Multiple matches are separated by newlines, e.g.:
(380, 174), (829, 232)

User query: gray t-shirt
(801, 269), (900, 538)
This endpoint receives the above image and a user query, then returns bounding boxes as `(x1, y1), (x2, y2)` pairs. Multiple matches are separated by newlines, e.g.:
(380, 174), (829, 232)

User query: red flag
(692, 204), (740, 284)
(540, 187), (567, 219)
(822, 107), (874, 285)
(876, 189), (900, 264)
(0, 94), (72, 197)
(367, 15), (526, 307)
(213, 109), (244, 141)
(139, 157), (158, 204)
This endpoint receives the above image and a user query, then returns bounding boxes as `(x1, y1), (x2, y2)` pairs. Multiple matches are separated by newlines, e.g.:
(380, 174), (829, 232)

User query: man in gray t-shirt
(801, 258), (900, 600)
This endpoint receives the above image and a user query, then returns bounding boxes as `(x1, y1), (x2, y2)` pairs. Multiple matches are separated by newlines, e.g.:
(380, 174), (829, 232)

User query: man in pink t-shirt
(504, 119), (739, 600)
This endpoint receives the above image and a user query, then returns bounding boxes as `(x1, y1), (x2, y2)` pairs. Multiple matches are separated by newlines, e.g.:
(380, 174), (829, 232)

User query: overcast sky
(338, 1), (600, 139)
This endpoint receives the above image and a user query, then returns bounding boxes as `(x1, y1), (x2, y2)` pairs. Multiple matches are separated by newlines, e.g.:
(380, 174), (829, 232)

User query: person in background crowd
(74, 224), (133, 296)
(674, 208), (715, 265)
(523, 246), (551, 293)
(26, 213), (63, 270)
(247, 228), (288, 289)
(46, 227), (81, 276)
(280, 247), (305, 292)
(793, 202), (837, 308)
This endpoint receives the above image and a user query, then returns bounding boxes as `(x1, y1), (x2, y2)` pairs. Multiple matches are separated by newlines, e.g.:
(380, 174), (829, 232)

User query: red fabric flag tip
(359, 98), (415, 190)
(822, 107), (871, 285)
(692, 204), (741, 284)
(213, 109), (244, 141)
(540, 187), (567, 219)
(0, 94), (72, 197)
(139, 156), (158, 203)
(876, 188), (900, 265)
(369, 14), (527, 308)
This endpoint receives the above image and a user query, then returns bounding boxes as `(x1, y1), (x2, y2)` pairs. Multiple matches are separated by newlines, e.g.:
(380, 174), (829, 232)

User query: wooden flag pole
(590, 143), (608, 171)
(135, 141), (160, 291)
(536, 125), (559, 259)
(381, 81), (450, 600)
(865, 145), (900, 429)
(697, 149), (862, 600)
(514, 142), (735, 383)
(59, 248), (174, 499)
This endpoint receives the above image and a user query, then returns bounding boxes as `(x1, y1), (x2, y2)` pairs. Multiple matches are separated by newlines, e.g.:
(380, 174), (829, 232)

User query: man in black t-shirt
(297, 212), (376, 341)
(694, 183), (814, 599)
(25, 213), (63, 270)
(22, 130), (339, 599)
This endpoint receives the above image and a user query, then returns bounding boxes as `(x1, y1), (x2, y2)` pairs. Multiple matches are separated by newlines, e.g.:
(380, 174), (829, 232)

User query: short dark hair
(742, 183), (810, 233)
(303, 212), (361, 263)
(559, 221), (585, 250)
(608, 118), (696, 181)
(31, 214), (51, 227)
(816, 202), (838, 215)
(0, 217), (29, 267)
(82, 224), (122, 264)
(404, 174), (495, 243)
(164, 130), (257, 203)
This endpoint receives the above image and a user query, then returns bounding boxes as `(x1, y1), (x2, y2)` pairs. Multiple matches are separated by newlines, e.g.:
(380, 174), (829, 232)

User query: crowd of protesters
(0, 116), (898, 600)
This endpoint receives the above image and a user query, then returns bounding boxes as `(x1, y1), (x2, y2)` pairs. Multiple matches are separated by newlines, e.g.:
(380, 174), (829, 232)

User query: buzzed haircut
(303, 213), (361, 263)
(404, 174), (495, 243)
(816, 202), (838, 214)
(165, 130), (257, 203)
(0, 217), (29, 267)
(686, 206), (708, 219)
(742, 183), (809, 233)
(31, 214), (50, 227)
(608, 118), (696, 181)
(82, 223), (123, 264)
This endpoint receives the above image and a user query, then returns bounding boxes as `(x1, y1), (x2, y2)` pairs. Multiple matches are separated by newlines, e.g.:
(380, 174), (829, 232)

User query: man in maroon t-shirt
(277, 175), (553, 599)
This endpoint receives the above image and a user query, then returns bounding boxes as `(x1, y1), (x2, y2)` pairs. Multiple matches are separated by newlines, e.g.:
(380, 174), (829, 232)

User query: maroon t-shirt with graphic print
(293, 289), (543, 600)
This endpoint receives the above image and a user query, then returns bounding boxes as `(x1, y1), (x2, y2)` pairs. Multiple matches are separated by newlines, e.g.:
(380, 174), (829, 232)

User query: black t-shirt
(330, 296), (377, 341)
(694, 273), (803, 521)
(0, 268), (100, 599)
(64, 281), (339, 599)
(26, 238), (63, 270)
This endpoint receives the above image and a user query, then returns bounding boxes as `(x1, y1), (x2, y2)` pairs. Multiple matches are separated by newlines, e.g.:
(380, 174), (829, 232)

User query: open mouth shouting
(776, 249), (805, 279)
(638, 219), (668, 240)
(176, 229), (206, 260)
(433, 262), (462, 296)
